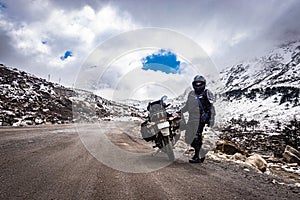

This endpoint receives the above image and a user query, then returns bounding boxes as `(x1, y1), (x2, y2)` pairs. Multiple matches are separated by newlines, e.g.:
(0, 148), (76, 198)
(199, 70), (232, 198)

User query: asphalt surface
(0, 122), (299, 200)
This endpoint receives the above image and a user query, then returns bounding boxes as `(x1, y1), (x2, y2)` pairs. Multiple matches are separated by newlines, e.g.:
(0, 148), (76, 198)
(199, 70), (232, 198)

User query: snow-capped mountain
(216, 41), (300, 130)
(221, 41), (300, 91)
(0, 64), (141, 126)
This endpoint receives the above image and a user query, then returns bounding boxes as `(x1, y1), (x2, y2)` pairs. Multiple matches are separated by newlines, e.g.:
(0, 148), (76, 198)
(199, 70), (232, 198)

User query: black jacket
(181, 89), (215, 124)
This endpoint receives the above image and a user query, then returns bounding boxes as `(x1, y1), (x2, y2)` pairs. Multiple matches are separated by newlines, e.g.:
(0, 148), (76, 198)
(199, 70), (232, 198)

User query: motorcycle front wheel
(162, 136), (175, 161)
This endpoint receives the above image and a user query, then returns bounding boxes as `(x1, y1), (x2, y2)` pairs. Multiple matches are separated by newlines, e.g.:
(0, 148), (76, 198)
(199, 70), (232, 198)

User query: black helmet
(192, 75), (206, 93)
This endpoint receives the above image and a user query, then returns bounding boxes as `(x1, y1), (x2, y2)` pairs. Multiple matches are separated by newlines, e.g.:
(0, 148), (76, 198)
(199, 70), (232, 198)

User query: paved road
(0, 122), (299, 200)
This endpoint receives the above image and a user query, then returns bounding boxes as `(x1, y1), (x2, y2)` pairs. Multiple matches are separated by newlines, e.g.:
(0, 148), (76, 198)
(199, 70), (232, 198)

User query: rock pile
(201, 128), (299, 177)
(218, 129), (294, 158)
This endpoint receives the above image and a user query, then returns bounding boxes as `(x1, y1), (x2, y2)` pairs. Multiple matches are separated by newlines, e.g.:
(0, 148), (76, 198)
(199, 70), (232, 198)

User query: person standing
(181, 75), (215, 163)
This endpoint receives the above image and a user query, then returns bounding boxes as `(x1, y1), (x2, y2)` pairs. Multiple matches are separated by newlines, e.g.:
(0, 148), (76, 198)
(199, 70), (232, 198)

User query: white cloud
(74, 28), (222, 101)
(0, 1), (138, 85)
(91, 49), (219, 101)
(95, 67), (190, 101)
(1, 0), (300, 90)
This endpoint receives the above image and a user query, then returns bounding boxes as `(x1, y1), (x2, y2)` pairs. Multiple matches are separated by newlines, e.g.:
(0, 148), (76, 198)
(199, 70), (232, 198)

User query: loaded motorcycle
(140, 96), (181, 161)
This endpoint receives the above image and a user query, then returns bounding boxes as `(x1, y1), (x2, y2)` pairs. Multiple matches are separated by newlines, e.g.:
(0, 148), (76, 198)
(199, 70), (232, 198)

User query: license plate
(160, 128), (169, 136)
(157, 121), (169, 129)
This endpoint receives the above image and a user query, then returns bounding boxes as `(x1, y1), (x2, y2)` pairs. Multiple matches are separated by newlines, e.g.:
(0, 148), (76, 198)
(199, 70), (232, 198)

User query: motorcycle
(140, 96), (181, 161)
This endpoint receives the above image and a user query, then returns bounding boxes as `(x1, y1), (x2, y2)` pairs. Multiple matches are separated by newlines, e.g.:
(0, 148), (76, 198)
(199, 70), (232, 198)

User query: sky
(1, 0), (300, 100)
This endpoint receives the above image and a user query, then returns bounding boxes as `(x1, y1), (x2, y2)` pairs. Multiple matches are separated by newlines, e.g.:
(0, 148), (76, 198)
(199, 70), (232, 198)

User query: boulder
(216, 140), (247, 155)
(282, 145), (300, 164)
(230, 153), (246, 161)
(245, 154), (267, 172)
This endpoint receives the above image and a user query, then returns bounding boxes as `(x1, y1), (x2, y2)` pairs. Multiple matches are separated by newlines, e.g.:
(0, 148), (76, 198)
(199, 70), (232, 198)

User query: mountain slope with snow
(216, 41), (300, 130)
(0, 64), (141, 126)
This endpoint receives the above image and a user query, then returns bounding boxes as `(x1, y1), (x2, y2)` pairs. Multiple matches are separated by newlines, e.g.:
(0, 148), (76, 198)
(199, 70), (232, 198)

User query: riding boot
(189, 146), (200, 163)
(199, 147), (208, 163)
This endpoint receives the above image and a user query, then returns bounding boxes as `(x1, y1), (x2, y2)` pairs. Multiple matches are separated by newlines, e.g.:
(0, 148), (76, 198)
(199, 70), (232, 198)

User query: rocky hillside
(216, 41), (300, 130)
(0, 64), (141, 126)
(211, 41), (300, 158)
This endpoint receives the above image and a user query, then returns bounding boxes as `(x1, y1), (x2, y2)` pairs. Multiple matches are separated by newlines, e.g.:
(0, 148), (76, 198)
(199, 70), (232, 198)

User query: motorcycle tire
(162, 136), (175, 161)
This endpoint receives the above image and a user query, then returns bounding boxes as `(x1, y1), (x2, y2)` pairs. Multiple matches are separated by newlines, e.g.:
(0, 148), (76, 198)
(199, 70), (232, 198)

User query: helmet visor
(192, 81), (204, 87)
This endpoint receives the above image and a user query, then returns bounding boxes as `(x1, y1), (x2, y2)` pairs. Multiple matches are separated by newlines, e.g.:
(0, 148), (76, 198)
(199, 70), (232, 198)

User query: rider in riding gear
(181, 75), (215, 163)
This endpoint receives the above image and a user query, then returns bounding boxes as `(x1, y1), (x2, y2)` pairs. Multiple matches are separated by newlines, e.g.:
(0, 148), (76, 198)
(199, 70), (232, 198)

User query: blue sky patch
(60, 51), (73, 60)
(142, 49), (181, 74)
(0, 2), (6, 11)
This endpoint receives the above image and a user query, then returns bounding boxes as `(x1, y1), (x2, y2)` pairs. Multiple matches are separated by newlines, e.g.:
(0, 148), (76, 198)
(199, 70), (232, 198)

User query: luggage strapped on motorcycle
(148, 100), (168, 123)
(141, 100), (168, 141)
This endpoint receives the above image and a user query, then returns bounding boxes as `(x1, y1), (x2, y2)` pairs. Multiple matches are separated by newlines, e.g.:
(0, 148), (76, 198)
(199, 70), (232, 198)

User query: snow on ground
(215, 93), (299, 130)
